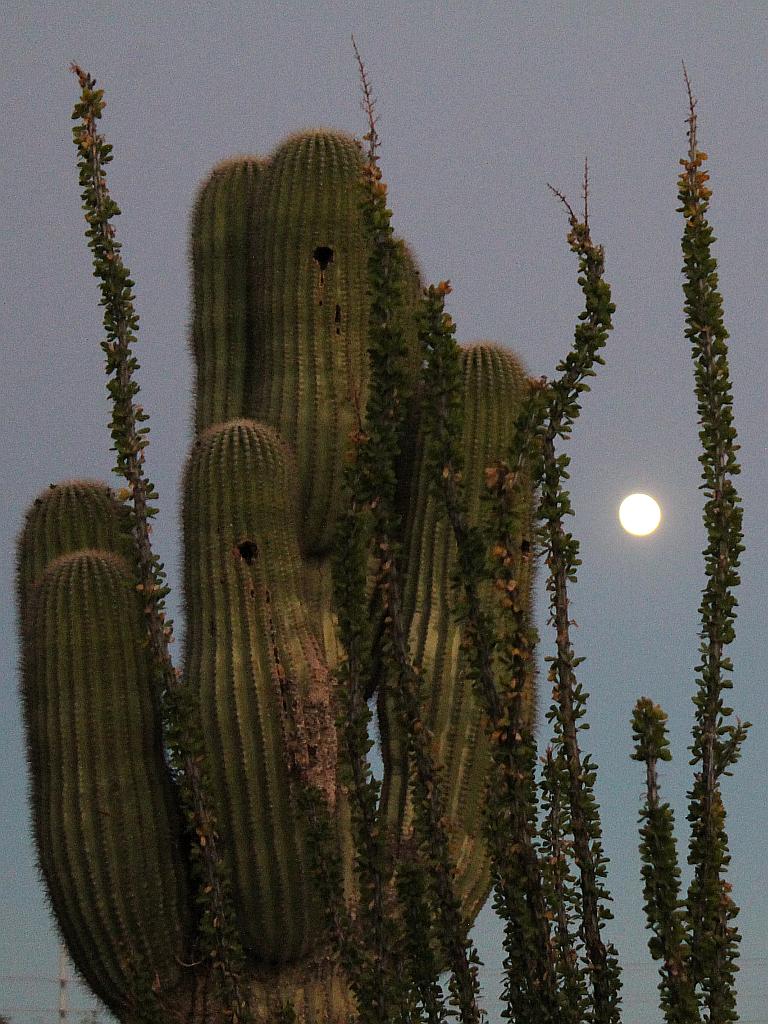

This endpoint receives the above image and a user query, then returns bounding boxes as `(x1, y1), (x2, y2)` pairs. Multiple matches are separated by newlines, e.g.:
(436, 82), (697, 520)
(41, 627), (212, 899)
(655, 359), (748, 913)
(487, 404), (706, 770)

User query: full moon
(619, 493), (661, 536)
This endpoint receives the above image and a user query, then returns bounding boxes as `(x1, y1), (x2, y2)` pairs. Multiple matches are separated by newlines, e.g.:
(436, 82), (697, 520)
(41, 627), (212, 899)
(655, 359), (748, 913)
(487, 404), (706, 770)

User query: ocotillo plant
(17, 66), (536, 1024)
(631, 69), (748, 1024)
(407, 68), (746, 1024)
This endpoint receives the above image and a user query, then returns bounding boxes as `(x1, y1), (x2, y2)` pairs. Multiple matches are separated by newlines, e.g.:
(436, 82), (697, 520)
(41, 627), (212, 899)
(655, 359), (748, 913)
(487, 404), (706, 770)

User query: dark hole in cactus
(235, 539), (258, 565)
(313, 245), (334, 271)
(521, 539), (531, 555)
(335, 304), (342, 334)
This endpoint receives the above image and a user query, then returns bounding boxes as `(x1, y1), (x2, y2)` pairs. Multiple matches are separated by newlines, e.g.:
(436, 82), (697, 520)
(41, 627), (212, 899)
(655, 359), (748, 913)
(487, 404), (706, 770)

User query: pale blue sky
(2, 3), (767, 1021)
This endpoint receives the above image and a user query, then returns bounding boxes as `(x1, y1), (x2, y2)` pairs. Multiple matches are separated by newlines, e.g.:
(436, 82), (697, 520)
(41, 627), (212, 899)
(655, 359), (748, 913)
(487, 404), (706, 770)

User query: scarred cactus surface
(18, 128), (535, 1023)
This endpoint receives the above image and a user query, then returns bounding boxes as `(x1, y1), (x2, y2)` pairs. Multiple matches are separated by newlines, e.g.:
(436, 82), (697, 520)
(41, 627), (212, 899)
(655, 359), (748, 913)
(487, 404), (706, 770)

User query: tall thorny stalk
(417, 165), (621, 1022)
(331, 41), (485, 1024)
(679, 67), (747, 1023)
(69, 64), (250, 1024)
(537, 176), (622, 1024)
(631, 67), (748, 1024)
(418, 283), (559, 1023)
(539, 747), (587, 1023)
(631, 700), (700, 1024)
(481, 376), (561, 1024)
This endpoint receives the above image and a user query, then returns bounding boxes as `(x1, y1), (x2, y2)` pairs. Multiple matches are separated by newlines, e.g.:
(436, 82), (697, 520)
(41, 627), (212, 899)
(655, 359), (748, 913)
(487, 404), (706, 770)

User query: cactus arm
(444, 344), (537, 820)
(190, 157), (266, 434)
(182, 419), (339, 962)
(17, 482), (190, 1015)
(16, 480), (139, 863)
(185, 134), (427, 968)
(16, 483), (137, 627)
(247, 131), (371, 556)
(185, 131), (391, 989)
(381, 341), (534, 922)
(21, 542), (190, 1018)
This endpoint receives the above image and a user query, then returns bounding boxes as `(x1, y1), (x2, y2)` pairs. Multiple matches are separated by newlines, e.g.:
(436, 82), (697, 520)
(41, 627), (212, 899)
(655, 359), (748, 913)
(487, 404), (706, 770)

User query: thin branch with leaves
(69, 64), (250, 1023)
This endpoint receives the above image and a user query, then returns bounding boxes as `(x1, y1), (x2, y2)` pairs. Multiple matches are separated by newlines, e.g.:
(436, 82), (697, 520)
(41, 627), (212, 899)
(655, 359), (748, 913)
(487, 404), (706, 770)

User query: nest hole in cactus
(312, 245), (334, 271)
(313, 245), (334, 289)
(235, 539), (258, 565)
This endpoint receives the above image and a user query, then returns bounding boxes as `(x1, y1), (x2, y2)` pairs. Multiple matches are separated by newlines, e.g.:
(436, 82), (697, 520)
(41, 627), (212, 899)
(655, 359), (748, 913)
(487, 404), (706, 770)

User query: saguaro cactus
(17, 92), (535, 1023)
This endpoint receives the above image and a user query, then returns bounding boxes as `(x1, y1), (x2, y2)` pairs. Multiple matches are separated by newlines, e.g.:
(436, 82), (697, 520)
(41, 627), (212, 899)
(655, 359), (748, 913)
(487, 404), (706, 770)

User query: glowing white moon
(619, 493), (661, 536)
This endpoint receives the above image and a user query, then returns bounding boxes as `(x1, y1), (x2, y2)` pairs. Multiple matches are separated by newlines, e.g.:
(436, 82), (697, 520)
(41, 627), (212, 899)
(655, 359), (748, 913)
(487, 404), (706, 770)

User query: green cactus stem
(182, 418), (338, 961)
(16, 480), (133, 602)
(21, 542), (189, 1018)
(247, 130), (371, 556)
(381, 340), (534, 923)
(338, 71), (497, 1019)
(536, 189), (620, 1024)
(17, 481), (134, 813)
(190, 157), (267, 434)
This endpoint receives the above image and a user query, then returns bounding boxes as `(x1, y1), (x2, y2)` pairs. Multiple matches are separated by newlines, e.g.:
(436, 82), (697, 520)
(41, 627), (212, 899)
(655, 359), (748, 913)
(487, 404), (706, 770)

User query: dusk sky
(2, 3), (766, 1021)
